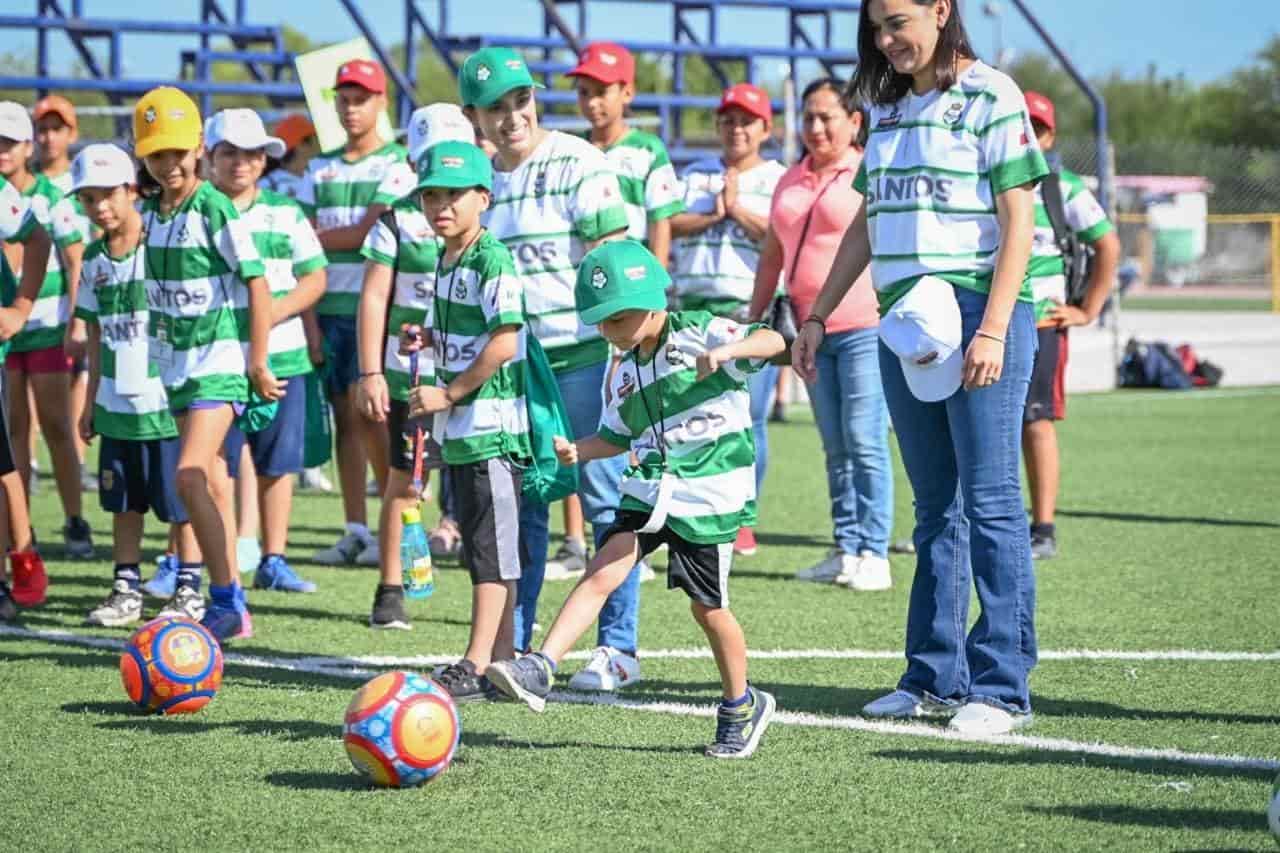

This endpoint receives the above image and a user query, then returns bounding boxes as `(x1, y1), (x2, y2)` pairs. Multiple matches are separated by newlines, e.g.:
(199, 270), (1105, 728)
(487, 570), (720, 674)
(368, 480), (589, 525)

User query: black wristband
(803, 315), (827, 330)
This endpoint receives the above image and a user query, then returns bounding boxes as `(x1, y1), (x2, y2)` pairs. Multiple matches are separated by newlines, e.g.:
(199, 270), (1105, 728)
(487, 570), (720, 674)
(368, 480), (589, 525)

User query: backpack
(1117, 338), (1193, 390)
(520, 335), (580, 504)
(1041, 170), (1091, 307)
(1174, 343), (1225, 388)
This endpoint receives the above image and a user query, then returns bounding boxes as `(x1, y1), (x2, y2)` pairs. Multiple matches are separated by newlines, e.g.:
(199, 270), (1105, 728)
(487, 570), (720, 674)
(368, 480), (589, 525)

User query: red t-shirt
(771, 149), (879, 334)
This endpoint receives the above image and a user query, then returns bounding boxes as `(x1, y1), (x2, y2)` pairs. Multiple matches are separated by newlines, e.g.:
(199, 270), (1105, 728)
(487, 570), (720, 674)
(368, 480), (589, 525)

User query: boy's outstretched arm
(697, 327), (786, 380)
(554, 434), (628, 467)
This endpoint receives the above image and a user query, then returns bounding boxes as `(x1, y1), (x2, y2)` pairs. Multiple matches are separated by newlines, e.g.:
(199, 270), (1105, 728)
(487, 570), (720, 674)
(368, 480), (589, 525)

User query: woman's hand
(962, 334), (1005, 391)
(357, 373), (390, 423)
(791, 319), (825, 384)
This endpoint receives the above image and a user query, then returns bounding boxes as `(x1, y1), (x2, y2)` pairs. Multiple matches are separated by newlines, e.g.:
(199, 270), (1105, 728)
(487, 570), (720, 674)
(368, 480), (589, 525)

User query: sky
(1, 0), (1276, 88)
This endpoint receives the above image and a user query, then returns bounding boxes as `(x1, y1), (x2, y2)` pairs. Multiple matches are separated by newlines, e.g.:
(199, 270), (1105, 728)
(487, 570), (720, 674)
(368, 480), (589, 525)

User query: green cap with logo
(459, 47), (544, 108)
(575, 240), (670, 325)
(416, 140), (493, 191)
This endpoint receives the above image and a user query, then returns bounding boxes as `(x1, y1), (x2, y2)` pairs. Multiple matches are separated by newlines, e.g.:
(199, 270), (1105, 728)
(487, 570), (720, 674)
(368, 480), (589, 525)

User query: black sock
(114, 563), (141, 591)
(1030, 522), (1056, 539)
(176, 563), (202, 592)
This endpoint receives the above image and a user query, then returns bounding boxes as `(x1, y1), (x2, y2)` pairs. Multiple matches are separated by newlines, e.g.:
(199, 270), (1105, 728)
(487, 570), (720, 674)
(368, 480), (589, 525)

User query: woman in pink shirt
(750, 78), (894, 591)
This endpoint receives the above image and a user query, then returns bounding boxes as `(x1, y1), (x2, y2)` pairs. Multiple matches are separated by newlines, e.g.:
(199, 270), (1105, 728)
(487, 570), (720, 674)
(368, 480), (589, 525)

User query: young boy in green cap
(406, 140), (530, 701)
(486, 239), (782, 759)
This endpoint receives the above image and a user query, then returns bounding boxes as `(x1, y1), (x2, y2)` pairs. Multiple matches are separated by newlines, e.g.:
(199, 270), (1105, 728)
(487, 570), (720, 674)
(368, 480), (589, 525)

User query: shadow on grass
(1024, 803), (1266, 834)
(1057, 509), (1279, 529)
(1032, 695), (1280, 727)
(93, 715), (340, 742)
(263, 770), (371, 792)
(873, 748), (1277, 782)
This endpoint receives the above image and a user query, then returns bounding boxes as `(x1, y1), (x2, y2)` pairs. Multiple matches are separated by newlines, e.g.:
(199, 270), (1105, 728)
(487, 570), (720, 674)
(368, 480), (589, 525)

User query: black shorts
(450, 457), (522, 585)
(99, 435), (189, 523)
(602, 510), (733, 609)
(0, 367), (13, 476)
(1025, 326), (1068, 423)
(386, 399), (444, 473)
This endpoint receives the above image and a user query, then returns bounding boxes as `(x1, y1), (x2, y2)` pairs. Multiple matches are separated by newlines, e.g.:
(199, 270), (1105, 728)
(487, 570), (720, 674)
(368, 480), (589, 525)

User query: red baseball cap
(1024, 90), (1055, 131)
(335, 59), (387, 94)
(717, 83), (772, 124)
(34, 94), (77, 129)
(567, 41), (635, 85)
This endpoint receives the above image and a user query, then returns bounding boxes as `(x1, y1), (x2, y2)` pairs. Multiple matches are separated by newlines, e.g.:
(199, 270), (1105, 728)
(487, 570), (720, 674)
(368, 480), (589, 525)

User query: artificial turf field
(2, 386), (1277, 852)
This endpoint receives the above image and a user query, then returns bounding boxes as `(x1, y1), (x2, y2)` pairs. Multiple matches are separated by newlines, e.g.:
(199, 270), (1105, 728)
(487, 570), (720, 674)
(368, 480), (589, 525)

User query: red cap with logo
(34, 94), (77, 129)
(567, 41), (636, 85)
(335, 59), (387, 94)
(1024, 90), (1055, 131)
(718, 83), (773, 124)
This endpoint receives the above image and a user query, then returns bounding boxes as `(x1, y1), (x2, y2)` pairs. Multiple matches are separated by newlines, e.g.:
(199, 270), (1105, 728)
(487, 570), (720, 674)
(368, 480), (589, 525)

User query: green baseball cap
(459, 47), (544, 108)
(416, 140), (493, 191)
(575, 240), (670, 325)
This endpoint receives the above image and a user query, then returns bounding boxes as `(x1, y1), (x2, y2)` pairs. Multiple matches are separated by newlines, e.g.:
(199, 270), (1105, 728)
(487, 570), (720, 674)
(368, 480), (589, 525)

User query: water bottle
(400, 507), (435, 599)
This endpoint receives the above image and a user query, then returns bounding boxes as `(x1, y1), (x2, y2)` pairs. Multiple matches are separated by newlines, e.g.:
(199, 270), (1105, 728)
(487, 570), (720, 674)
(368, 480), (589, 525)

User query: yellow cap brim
(135, 132), (201, 159)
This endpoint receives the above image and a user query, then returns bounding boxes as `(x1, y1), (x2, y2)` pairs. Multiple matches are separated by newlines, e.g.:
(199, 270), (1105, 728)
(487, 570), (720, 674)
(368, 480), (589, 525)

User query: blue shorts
(98, 435), (189, 523)
(224, 374), (306, 477)
(318, 314), (360, 397)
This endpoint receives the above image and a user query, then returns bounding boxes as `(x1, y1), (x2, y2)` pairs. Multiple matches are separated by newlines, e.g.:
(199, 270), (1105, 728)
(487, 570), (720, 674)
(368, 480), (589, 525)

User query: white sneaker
(836, 551), (892, 591)
(355, 540), (381, 566)
(637, 560), (656, 583)
(365, 478), (380, 496)
(543, 538), (587, 581)
(862, 689), (958, 720)
(947, 702), (1032, 736)
(567, 646), (641, 692)
(794, 549), (854, 583)
(298, 467), (335, 492)
(313, 531), (369, 565)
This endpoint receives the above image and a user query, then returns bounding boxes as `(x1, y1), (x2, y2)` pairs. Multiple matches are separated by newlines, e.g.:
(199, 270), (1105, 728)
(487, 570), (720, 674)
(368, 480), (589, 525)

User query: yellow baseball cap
(133, 87), (202, 158)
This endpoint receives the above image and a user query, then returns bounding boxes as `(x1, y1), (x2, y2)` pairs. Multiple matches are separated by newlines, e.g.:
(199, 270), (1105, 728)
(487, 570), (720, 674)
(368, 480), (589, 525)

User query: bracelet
(803, 315), (827, 331)
(975, 330), (1005, 344)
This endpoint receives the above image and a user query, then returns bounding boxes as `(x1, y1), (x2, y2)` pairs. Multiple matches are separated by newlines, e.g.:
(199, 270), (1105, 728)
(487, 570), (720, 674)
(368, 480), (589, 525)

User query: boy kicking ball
(486, 240), (782, 758)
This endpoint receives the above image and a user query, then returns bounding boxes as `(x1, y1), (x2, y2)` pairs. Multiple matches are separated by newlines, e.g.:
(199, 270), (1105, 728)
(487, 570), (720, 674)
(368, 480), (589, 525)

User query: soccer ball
(343, 671), (460, 788)
(1268, 773), (1280, 844)
(120, 616), (223, 714)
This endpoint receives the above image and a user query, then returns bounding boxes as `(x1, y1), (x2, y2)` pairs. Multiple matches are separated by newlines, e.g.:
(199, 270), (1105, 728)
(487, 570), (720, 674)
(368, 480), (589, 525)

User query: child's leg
(258, 472), (294, 556)
(174, 522), (200, 564)
(112, 512), (145, 566)
(175, 406), (237, 586)
(563, 495), (585, 545)
(540, 532), (642, 662)
(691, 600), (749, 701)
(6, 367), (32, 490)
(376, 467), (418, 586)
(1, 470), (32, 554)
(331, 388), (370, 529)
(30, 370), (83, 520)
(463, 579), (516, 671)
(236, 450), (259, 545)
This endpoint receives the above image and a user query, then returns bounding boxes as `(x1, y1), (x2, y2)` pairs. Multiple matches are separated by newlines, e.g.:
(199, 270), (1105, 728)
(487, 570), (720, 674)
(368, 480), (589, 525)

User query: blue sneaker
(253, 555), (316, 593)
(142, 554), (178, 599)
(200, 599), (253, 642)
(706, 685), (777, 759)
(485, 653), (555, 712)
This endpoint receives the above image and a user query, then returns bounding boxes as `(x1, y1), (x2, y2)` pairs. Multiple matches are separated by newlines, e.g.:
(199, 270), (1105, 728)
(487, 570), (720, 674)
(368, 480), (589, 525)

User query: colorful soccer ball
(343, 671), (461, 788)
(119, 615), (223, 714)
(1268, 773), (1280, 844)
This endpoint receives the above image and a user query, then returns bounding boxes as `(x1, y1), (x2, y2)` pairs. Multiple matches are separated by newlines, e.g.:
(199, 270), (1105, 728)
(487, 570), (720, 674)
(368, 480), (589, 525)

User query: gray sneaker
(706, 686), (777, 759)
(543, 538), (587, 581)
(485, 653), (555, 712)
(312, 531), (369, 565)
(85, 580), (143, 627)
(1030, 533), (1057, 560)
(862, 689), (958, 720)
(157, 585), (206, 622)
(63, 517), (94, 560)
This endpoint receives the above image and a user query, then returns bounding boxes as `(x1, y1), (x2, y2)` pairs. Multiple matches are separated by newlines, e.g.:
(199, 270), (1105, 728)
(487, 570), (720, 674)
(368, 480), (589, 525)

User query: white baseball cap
(71, 143), (136, 191)
(0, 102), (34, 143)
(204, 108), (286, 159)
(408, 103), (475, 165)
(878, 275), (964, 402)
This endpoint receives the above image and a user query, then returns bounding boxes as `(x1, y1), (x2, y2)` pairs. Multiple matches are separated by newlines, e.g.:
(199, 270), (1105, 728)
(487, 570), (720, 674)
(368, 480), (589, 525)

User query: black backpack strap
(1040, 169), (1072, 250)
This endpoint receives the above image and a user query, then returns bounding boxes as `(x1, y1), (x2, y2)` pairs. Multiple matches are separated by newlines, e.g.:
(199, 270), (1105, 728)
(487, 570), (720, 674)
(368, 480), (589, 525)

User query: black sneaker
(485, 653), (555, 712)
(0, 581), (17, 623)
(63, 516), (94, 560)
(706, 685), (777, 759)
(369, 584), (411, 631)
(1030, 532), (1058, 560)
(433, 660), (499, 703)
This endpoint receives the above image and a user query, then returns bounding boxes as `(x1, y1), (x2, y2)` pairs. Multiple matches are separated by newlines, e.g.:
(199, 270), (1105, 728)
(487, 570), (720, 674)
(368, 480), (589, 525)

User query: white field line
(2, 624), (1278, 774)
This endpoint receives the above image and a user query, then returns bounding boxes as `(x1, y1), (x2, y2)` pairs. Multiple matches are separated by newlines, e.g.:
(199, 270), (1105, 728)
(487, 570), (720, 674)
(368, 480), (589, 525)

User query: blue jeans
(808, 327), (893, 557)
(747, 361), (778, 499)
(514, 361), (629, 652)
(879, 286), (1038, 714)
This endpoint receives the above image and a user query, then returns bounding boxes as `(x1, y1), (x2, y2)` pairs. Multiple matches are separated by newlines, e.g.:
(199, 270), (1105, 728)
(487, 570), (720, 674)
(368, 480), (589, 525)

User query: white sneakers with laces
(567, 646), (641, 692)
(947, 702), (1032, 736)
(835, 551), (892, 591)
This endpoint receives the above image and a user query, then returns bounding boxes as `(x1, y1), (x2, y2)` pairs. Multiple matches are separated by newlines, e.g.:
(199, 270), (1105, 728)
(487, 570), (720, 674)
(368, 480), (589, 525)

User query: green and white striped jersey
(238, 188), (326, 378)
(75, 238), (178, 441)
(41, 169), (73, 197)
(297, 141), (408, 316)
(1, 173), (85, 352)
(141, 181), (266, 410)
(482, 130), (628, 374)
(0, 175), (36, 366)
(854, 60), (1049, 313)
(671, 158), (785, 317)
(599, 310), (764, 545)
(1029, 166), (1113, 321)
(360, 198), (440, 401)
(259, 169), (304, 202)
(598, 129), (684, 242)
(432, 230), (530, 466)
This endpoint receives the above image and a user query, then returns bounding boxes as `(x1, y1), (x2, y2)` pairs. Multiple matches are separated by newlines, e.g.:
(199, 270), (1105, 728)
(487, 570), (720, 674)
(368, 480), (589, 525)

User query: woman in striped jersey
(133, 87), (281, 643)
(794, 0), (1046, 736)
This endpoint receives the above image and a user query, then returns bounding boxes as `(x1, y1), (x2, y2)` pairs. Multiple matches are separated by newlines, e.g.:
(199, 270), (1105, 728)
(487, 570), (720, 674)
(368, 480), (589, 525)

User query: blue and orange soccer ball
(343, 670), (461, 788)
(119, 616), (224, 714)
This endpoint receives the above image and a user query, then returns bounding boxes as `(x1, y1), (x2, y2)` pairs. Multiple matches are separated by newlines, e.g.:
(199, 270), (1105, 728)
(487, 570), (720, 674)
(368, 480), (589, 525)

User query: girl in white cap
(206, 108), (327, 596)
(793, 0), (1046, 737)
